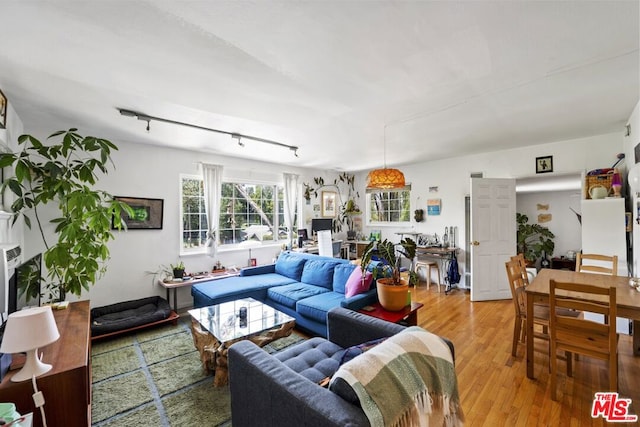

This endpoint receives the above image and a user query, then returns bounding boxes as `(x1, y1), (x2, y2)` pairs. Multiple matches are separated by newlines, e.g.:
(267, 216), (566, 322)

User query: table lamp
(0, 306), (60, 382)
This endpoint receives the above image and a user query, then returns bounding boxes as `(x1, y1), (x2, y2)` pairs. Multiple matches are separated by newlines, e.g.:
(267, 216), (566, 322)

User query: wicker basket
(585, 174), (613, 199)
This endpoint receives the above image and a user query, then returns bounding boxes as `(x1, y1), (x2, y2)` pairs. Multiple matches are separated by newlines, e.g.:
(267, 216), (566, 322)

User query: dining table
(525, 268), (640, 379)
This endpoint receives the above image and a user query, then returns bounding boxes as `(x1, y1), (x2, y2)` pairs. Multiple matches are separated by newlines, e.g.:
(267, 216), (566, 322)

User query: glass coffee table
(188, 298), (295, 386)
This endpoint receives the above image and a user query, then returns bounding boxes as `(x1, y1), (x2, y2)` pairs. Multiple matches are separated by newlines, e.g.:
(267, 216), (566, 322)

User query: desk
(415, 247), (459, 292)
(525, 269), (640, 379)
(159, 270), (240, 311)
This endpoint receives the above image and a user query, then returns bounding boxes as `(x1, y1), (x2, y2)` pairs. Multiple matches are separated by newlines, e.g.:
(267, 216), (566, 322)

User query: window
(180, 175), (290, 252)
(366, 187), (411, 224)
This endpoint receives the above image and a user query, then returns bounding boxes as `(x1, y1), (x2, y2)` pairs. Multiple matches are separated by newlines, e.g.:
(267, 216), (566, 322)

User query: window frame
(365, 185), (412, 227)
(179, 174), (292, 256)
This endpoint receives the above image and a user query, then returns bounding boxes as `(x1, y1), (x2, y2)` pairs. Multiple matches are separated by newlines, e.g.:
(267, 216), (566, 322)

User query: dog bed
(91, 296), (176, 339)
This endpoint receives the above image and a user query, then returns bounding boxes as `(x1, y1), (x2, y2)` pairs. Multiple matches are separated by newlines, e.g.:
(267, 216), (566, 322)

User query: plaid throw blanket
(330, 327), (464, 427)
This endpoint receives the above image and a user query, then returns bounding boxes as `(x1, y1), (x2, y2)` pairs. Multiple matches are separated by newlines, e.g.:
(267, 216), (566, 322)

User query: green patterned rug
(91, 317), (304, 426)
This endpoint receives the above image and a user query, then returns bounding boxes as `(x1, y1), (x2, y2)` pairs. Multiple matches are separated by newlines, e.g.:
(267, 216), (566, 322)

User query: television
(311, 218), (333, 235)
(8, 253), (42, 314)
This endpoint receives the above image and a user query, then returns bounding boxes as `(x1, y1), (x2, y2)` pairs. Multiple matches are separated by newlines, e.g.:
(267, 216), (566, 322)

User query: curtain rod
(118, 108), (299, 157)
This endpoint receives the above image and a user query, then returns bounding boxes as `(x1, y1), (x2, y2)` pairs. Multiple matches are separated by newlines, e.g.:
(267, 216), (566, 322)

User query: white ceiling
(0, 1), (638, 172)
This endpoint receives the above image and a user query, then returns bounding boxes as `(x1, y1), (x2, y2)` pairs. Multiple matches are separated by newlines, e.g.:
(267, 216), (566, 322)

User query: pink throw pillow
(345, 268), (374, 298)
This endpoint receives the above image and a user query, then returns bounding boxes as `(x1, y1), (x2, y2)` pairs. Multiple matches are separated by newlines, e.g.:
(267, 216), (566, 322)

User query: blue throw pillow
(301, 260), (336, 289)
(332, 263), (356, 293)
(275, 252), (307, 281)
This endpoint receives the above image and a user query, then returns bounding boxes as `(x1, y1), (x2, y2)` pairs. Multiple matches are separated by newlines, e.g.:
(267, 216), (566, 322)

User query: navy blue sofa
(191, 251), (378, 336)
(228, 307), (456, 427)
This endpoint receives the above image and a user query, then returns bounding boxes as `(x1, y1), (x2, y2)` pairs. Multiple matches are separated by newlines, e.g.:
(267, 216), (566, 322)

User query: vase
(376, 278), (409, 311)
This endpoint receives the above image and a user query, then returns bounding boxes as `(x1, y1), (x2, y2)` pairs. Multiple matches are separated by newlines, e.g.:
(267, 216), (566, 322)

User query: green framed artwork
(113, 196), (164, 229)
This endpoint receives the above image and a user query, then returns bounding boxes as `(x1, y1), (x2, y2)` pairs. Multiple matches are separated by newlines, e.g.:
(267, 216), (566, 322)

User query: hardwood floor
(410, 284), (640, 426)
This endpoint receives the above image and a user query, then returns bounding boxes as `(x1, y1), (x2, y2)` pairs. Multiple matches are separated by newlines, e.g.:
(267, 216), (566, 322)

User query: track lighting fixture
(118, 108), (299, 157)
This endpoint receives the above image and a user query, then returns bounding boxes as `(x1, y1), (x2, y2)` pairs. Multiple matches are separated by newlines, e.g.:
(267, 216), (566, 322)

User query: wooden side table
(358, 301), (424, 326)
(551, 257), (576, 271)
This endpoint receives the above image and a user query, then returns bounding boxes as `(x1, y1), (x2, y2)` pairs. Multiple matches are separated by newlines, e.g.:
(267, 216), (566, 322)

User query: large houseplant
(360, 237), (417, 311)
(0, 129), (133, 301)
(516, 213), (555, 265)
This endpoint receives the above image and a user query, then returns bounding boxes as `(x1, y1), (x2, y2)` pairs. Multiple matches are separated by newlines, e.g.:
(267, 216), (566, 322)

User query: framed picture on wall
(112, 196), (164, 229)
(321, 191), (337, 217)
(536, 156), (553, 173)
(0, 89), (7, 129)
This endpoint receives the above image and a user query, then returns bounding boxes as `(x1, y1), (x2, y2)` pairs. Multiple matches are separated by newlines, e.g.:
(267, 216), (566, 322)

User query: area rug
(91, 317), (305, 426)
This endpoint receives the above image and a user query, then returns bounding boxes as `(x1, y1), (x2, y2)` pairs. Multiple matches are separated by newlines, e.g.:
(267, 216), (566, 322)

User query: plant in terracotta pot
(360, 237), (417, 311)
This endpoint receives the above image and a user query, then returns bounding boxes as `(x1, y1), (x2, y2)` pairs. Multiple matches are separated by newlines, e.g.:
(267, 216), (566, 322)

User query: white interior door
(470, 178), (516, 301)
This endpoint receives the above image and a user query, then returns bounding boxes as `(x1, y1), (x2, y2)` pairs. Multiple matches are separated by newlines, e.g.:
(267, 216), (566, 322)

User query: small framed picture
(321, 191), (337, 218)
(0, 89), (7, 129)
(536, 156), (553, 174)
(250, 258), (257, 267)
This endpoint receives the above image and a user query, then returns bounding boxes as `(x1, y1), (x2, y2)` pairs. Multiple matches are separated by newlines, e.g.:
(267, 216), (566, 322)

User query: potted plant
(360, 237), (417, 311)
(516, 213), (555, 266)
(171, 261), (186, 279)
(0, 129), (133, 302)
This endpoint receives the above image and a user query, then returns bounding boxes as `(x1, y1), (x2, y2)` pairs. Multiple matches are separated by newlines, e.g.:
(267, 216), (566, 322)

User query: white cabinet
(581, 198), (627, 276)
(581, 197), (630, 333)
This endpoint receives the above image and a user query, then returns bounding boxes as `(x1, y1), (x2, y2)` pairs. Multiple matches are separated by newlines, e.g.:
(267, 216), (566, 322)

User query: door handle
(471, 241), (480, 246)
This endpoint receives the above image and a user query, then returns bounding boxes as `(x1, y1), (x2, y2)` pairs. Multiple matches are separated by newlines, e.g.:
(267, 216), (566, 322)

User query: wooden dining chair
(549, 279), (618, 401)
(575, 253), (618, 276)
(511, 253), (535, 285)
(505, 259), (561, 362)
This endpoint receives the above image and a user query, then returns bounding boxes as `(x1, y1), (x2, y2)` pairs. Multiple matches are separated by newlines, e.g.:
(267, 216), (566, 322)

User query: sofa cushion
(332, 263), (356, 294)
(274, 337), (346, 383)
(344, 268), (374, 298)
(191, 273), (295, 307)
(267, 283), (329, 309)
(300, 259), (337, 289)
(296, 292), (346, 323)
(274, 252), (308, 281)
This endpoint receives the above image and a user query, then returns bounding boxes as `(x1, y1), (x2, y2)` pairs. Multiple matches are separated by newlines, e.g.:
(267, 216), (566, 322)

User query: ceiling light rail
(118, 108), (299, 157)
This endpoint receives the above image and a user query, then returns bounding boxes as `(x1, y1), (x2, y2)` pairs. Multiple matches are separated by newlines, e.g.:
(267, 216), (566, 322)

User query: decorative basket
(585, 174), (613, 199)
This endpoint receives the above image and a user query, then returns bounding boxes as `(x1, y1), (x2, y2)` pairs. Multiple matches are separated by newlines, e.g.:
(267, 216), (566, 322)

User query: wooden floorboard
(411, 284), (640, 426)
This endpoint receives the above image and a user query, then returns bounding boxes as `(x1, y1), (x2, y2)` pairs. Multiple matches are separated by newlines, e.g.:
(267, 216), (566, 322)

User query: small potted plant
(171, 261), (186, 279)
(360, 238), (417, 311)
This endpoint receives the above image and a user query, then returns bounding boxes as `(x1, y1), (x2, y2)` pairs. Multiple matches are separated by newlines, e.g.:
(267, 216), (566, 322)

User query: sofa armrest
(340, 289), (378, 311)
(326, 307), (405, 348)
(240, 264), (275, 276)
(327, 307), (456, 362)
(228, 340), (369, 427)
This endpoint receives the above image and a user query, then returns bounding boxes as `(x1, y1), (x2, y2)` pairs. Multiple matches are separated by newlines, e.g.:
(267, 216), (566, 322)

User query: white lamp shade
(628, 163), (640, 193)
(0, 306), (60, 354)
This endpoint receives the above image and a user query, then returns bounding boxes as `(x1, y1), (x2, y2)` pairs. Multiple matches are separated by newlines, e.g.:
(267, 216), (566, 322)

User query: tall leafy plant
(516, 213), (555, 263)
(0, 129), (133, 301)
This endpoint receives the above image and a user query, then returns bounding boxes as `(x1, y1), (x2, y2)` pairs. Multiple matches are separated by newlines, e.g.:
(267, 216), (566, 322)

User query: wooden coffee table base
(190, 318), (295, 386)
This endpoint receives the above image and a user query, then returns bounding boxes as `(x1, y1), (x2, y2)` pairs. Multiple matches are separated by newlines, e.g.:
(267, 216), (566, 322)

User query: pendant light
(366, 125), (406, 189)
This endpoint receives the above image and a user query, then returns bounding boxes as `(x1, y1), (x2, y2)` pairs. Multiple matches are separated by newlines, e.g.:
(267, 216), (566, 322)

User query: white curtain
(202, 163), (224, 257)
(283, 173), (300, 249)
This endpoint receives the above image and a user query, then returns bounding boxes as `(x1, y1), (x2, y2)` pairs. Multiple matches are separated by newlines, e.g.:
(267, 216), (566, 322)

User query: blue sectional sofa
(191, 251), (378, 337)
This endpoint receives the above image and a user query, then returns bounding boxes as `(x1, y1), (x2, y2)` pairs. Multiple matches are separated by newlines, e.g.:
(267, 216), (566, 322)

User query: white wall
(20, 128), (626, 307)
(355, 132), (624, 287)
(22, 140), (343, 309)
(516, 190), (582, 258)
